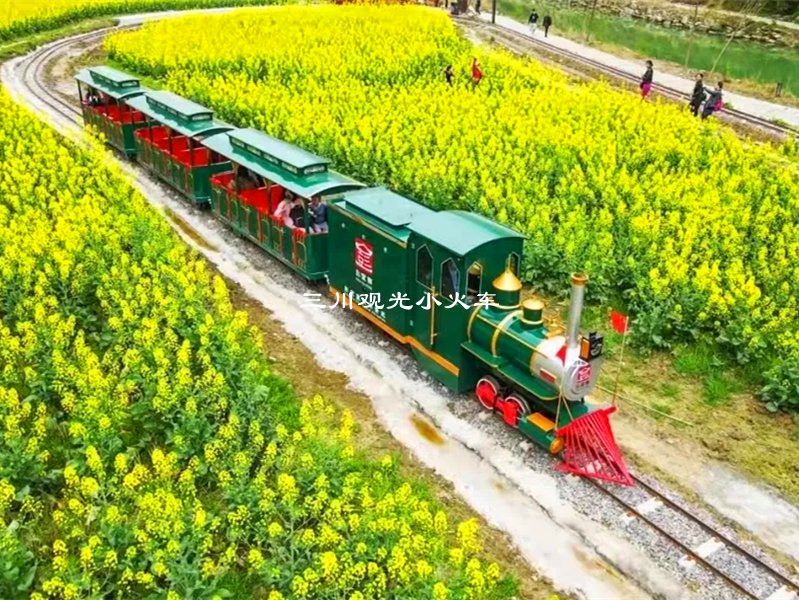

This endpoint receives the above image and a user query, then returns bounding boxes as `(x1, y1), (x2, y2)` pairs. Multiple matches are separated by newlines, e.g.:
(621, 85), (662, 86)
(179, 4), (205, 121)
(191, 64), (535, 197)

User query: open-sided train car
(75, 66), (632, 485)
(126, 91), (233, 205)
(202, 128), (363, 279)
(75, 66), (150, 156)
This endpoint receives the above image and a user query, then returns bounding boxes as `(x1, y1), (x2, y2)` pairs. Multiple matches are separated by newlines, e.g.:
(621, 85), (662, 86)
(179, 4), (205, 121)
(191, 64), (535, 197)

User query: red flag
(555, 344), (567, 364)
(610, 310), (629, 334)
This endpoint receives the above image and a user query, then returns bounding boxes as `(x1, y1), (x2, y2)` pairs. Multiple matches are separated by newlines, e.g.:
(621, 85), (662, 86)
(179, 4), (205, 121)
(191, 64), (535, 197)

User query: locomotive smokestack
(567, 273), (588, 350)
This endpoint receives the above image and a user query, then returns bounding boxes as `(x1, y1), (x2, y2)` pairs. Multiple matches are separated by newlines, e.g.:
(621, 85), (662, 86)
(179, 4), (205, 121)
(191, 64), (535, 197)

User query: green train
(76, 65), (632, 485)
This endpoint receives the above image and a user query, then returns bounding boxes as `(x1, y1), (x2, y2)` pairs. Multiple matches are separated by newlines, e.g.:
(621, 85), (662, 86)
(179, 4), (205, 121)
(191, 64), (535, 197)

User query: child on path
(640, 60), (653, 101)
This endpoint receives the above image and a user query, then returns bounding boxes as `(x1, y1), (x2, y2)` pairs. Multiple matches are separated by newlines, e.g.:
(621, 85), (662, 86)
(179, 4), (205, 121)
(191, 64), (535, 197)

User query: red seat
(106, 105), (122, 123)
(190, 148), (209, 166)
(121, 110), (145, 125)
(136, 126), (169, 144)
(210, 171), (235, 188)
(173, 148), (208, 167)
(175, 149), (191, 165)
(240, 188), (269, 214)
(159, 136), (188, 156)
(268, 185), (284, 214)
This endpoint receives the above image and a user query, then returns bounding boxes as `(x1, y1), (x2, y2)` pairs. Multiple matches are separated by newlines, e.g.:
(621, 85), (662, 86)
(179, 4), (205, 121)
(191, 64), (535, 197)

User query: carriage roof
(202, 129), (363, 199)
(75, 66), (148, 101)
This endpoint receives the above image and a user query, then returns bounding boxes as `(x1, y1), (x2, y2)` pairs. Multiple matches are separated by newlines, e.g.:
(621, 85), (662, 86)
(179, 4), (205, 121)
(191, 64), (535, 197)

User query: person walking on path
(528, 9), (539, 35)
(542, 14), (552, 37)
(471, 57), (483, 87)
(640, 60), (654, 101)
(701, 81), (724, 120)
(475, 0), (481, 13)
(689, 72), (705, 117)
(444, 64), (453, 86)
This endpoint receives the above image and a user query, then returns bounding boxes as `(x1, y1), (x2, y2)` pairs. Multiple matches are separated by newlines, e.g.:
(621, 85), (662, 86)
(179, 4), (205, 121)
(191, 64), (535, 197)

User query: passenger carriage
(125, 91), (232, 205)
(202, 128), (363, 280)
(75, 66), (149, 156)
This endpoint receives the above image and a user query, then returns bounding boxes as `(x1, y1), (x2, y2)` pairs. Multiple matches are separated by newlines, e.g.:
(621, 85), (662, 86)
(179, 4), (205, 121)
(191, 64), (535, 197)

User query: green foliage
(0, 90), (517, 598)
(703, 373), (739, 406)
(660, 382), (679, 398)
(761, 357), (799, 412)
(674, 344), (722, 376)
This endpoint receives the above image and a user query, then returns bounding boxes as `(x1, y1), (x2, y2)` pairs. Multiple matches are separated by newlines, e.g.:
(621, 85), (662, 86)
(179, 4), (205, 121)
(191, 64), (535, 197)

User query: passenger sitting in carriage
(84, 88), (102, 107)
(235, 167), (259, 192)
(274, 191), (295, 226)
(309, 196), (328, 233)
(288, 198), (305, 229)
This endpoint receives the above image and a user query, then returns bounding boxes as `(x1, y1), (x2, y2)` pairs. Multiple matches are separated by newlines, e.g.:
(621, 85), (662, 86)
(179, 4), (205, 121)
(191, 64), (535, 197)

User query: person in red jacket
(471, 57), (483, 87)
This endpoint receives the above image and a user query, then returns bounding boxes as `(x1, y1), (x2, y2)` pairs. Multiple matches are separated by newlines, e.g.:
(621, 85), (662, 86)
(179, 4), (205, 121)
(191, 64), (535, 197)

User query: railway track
(11, 22), (799, 600)
(457, 16), (798, 139)
(19, 27), (114, 123)
(586, 473), (799, 600)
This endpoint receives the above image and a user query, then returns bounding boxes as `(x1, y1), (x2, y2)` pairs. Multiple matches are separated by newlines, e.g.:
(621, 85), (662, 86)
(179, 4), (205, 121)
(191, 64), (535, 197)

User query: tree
(585, 0), (600, 42)
(684, 0), (702, 68)
(709, 0), (766, 76)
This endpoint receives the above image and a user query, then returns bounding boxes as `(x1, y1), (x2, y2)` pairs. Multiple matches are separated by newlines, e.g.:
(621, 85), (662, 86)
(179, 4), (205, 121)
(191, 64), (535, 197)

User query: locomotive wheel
(475, 376), (500, 410)
(504, 394), (531, 428)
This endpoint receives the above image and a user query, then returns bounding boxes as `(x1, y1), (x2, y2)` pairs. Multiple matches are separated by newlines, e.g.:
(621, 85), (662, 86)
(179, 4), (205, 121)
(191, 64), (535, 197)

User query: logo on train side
(354, 238), (374, 277)
(576, 363), (592, 387)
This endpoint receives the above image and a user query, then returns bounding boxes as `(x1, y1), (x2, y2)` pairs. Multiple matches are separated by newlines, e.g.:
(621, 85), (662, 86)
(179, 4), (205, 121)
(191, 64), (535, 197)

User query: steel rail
(631, 474), (799, 595)
(584, 472), (799, 600)
(21, 27), (115, 122)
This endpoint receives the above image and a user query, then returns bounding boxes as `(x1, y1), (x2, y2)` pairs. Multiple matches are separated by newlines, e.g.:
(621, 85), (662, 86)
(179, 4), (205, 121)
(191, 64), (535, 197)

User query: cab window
(416, 246), (432, 288)
(466, 263), (482, 303)
(441, 258), (460, 298)
(507, 253), (520, 276)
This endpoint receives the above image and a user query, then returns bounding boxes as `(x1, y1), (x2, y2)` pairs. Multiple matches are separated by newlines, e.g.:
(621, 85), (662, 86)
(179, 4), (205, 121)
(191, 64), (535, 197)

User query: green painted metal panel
(327, 203), (411, 336)
(517, 416), (558, 451)
(120, 122), (144, 156)
(207, 178), (325, 280)
(146, 90), (213, 121)
(337, 187), (432, 243)
(465, 311), (560, 401)
(408, 210), (524, 257)
(407, 238), (468, 375)
(76, 67), (147, 100)
(304, 234), (328, 278)
(228, 129), (330, 177)
(87, 66), (139, 87)
(202, 132), (363, 199)
(125, 94), (231, 139)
